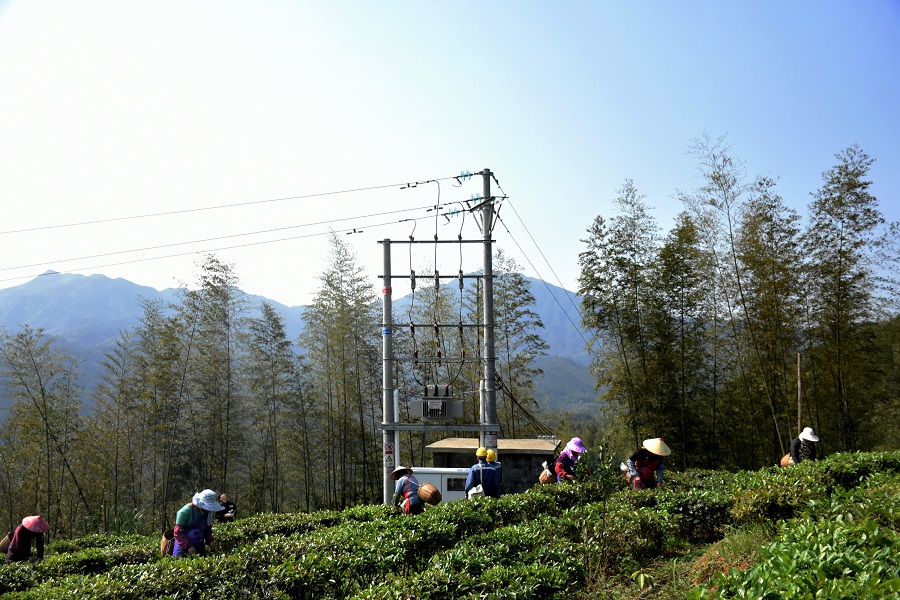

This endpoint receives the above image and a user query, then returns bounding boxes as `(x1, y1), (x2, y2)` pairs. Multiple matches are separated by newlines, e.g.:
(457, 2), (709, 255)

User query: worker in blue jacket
(486, 449), (502, 497)
(465, 446), (501, 498)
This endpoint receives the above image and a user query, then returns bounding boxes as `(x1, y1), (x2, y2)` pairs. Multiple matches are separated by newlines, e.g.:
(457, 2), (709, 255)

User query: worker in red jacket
(6, 515), (48, 562)
(626, 438), (671, 489)
(555, 437), (587, 481)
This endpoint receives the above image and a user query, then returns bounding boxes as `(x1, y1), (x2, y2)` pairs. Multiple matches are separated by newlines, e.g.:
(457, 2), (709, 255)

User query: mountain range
(0, 271), (598, 415)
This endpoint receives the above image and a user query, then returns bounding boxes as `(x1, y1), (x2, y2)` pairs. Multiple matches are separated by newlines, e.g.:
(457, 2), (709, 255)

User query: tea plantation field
(1, 451), (898, 599)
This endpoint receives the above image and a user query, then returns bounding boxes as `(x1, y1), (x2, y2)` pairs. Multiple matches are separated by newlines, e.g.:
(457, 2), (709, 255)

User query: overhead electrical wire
(0, 176), (463, 236)
(0, 204), (443, 273)
(488, 179), (595, 359)
(0, 209), (457, 286)
(0, 172), (477, 284)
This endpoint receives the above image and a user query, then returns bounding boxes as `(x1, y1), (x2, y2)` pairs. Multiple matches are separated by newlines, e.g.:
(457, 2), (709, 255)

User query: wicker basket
(417, 482), (442, 505)
(160, 528), (175, 557)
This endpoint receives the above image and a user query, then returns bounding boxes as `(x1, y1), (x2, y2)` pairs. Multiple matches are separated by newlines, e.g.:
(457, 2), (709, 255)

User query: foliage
(579, 138), (897, 471)
(0, 451), (893, 599)
(691, 496), (900, 598)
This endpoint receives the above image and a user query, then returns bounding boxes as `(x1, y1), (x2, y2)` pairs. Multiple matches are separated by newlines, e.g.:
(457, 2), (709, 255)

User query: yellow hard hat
(476, 446), (487, 457)
(486, 449), (497, 462)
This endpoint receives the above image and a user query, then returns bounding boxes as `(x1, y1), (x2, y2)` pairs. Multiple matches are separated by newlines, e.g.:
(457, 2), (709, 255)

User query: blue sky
(0, 1), (897, 306)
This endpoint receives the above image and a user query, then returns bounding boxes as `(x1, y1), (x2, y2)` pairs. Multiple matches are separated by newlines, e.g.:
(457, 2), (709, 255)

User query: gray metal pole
(382, 239), (396, 504)
(481, 169), (498, 452)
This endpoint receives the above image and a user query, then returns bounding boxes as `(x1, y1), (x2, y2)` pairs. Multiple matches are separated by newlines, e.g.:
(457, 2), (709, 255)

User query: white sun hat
(799, 427), (819, 442)
(193, 489), (225, 512)
(643, 437), (672, 456)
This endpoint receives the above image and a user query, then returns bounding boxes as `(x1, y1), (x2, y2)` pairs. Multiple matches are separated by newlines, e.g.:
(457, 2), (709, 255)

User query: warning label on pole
(384, 454), (394, 466)
(384, 442), (394, 454)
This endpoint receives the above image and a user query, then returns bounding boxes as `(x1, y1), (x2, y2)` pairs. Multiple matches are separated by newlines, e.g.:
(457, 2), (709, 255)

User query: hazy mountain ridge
(0, 272), (597, 414)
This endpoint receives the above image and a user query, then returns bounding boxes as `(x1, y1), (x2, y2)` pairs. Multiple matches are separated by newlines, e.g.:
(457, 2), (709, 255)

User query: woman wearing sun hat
(555, 437), (587, 482)
(626, 437), (671, 489)
(789, 427), (819, 464)
(390, 466), (425, 515)
(172, 489), (224, 557)
(6, 515), (49, 562)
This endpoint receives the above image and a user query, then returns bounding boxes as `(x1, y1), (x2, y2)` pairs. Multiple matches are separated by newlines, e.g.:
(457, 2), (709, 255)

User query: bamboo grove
(0, 138), (896, 541)
(0, 237), (550, 539)
(578, 138), (899, 471)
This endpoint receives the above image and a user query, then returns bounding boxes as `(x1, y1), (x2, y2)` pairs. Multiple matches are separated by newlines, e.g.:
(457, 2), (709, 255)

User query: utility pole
(378, 169), (500, 502)
(797, 352), (802, 436)
(381, 240), (396, 504)
(481, 169), (498, 454)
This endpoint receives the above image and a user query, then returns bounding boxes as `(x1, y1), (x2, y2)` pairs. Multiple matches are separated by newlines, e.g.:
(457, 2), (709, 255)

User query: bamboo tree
(141, 296), (199, 529)
(0, 326), (92, 535)
(244, 301), (297, 513)
(736, 176), (804, 452)
(578, 180), (660, 448)
(655, 213), (709, 467)
(178, 255), (248, 493)
(682, 135), (786, 464)
(90, 329), (142, 530)
(486, 249), (548, 438)
(801, 145), (884, 451)
(301, 233), (381, 508)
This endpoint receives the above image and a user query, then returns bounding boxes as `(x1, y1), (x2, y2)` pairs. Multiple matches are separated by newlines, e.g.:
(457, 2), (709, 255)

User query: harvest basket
(418, 482), (442, 505)
(160, 528), (175, 557)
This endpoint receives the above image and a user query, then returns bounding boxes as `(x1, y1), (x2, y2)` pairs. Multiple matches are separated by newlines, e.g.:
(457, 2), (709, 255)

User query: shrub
(691, 515), (900, 599)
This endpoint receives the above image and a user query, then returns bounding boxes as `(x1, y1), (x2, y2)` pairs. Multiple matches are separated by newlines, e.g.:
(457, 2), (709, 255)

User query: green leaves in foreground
(1, 451), (898, 599)
(690, 478), (900, 599)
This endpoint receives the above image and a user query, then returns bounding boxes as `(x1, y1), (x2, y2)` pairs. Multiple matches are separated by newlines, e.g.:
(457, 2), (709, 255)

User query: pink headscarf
(560, 437), (586, 461)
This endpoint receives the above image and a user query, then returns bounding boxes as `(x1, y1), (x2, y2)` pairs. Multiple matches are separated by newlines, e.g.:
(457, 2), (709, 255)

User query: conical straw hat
(643, 438), (671, 456)
(389, 466), (413, 480)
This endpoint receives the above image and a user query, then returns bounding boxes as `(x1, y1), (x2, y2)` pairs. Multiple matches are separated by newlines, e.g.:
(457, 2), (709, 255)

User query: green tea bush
(3, 554), (252, 600)
(0, 542), (157, 595)
(691, 515), (900, 599)
(35, 545), (158, 577)
(816, 450), (900, 489)
(727, 451), (900, 526)
(729, 467), (825, 524)
(6, 452), (899, 599)
(0, 562), (39, 595)
(578, 501), (679, 574)
(658, 488), (732, 543)
(47, 533), (154, 554)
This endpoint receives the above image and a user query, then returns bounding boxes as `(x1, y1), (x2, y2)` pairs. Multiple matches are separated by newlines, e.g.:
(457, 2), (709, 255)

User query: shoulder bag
(467, 465), (485, 499)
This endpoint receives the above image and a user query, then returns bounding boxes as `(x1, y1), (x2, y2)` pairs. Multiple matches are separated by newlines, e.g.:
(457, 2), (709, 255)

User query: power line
(0, 212), (442, 286)
(504, 198), (587, 323)
(0, 204), (442, 273)
(0, 175), (465, 236)
(494, 212), (593, 357)
(488, 179), (594, 358)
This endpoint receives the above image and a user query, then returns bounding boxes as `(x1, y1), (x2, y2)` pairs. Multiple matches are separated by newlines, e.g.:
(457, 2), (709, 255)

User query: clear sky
(0, 1), (897, 306)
